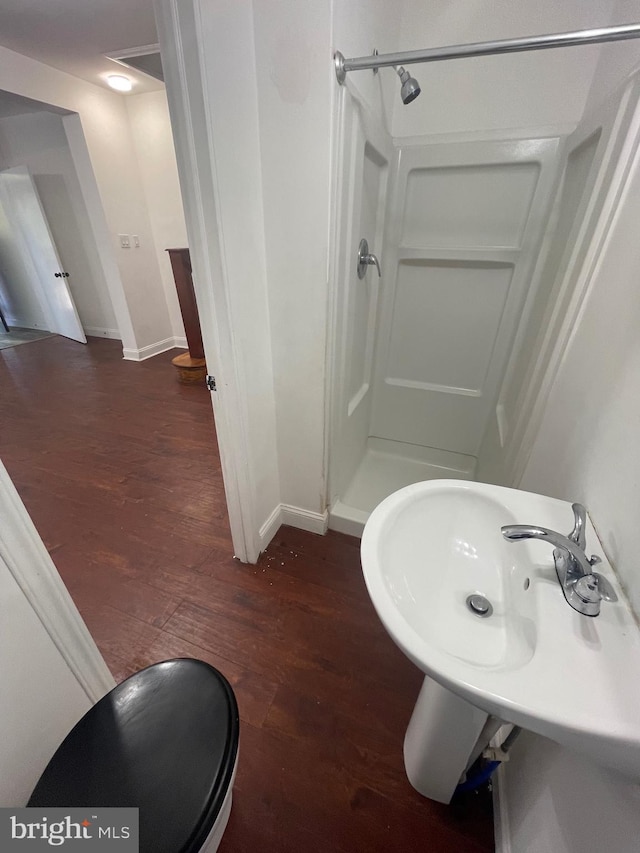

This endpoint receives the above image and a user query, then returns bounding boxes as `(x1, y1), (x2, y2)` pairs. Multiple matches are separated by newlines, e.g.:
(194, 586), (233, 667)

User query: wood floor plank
(0, 337), (493, 852)
(77, 602), (164, 684)
(129, 633), (278, 731)
(230, 721), (492, 853)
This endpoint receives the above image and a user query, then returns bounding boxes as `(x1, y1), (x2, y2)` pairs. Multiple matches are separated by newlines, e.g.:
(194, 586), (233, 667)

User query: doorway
(0, 94), (126, 348)
(0, 80), (235, 683)
(0, 334), (233, 683)
(0, 164), (87, 344)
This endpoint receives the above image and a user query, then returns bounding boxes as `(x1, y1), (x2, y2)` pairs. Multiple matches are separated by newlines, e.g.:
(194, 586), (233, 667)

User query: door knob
(357, 238), (381, 279)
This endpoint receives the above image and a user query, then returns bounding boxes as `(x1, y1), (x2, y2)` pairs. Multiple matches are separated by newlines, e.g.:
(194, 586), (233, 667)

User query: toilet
(28, 658), (239, 853)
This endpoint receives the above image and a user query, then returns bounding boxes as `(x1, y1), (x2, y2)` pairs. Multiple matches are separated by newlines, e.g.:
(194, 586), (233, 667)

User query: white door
(0, 166), (86, 343)
(370, 137), (561, 457)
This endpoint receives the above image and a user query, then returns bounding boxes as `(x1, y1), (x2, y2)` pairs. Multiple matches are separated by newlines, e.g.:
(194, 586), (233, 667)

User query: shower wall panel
(328, 92), (393, 506)
(371, 136), (562, 456)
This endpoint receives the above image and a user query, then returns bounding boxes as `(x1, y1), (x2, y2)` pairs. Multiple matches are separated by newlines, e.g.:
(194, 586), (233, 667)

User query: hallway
(0, 336), (493, 852)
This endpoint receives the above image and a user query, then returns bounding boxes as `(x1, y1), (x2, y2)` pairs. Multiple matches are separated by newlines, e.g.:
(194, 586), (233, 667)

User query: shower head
(395, 65), (421, 104)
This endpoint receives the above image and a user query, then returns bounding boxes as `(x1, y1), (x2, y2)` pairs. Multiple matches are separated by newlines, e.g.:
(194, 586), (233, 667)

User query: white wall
(0, 45), (175, 354)
(391, 0), (616, 138)
(0, 111), (119, 337)
(521, 120), (640, 634)
(253, 0), (332, 515)
(250, 0), (408, 517)
(332, 0), (402, 130)
(499, 733), (640, 853)
(0, 554), (92, 805)
(587, 0), (640, 111)
(241, 0), (408, 520)
(497, 83), (640, 853)
(126, 90), (187, 343)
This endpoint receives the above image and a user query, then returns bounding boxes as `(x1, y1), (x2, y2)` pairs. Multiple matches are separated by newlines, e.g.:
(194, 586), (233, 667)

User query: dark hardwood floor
(0, 336), (493, 852)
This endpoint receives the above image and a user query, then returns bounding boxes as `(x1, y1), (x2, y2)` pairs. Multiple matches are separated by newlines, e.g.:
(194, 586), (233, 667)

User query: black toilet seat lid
(29, 659), (239, 853)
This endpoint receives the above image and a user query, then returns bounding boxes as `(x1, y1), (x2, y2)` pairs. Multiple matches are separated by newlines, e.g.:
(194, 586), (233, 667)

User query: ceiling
(0, 0), (163, 95)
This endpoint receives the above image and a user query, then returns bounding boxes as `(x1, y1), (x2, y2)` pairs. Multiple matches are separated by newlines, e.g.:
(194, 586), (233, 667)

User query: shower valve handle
(357, 238), (381, 279)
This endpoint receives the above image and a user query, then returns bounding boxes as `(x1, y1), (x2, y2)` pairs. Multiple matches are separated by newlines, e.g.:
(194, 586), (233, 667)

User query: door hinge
(206, 374), (217, 391)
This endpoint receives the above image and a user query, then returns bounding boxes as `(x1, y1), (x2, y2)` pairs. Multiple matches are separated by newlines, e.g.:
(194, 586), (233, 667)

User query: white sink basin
(361, 480), (640, 784)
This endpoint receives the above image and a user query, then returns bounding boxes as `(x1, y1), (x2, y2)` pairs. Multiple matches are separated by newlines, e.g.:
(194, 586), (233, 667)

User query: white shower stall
(327, 5), (640, 536)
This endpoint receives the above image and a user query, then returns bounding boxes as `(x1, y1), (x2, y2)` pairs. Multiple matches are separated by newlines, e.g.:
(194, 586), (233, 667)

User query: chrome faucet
(501, 503), (617, 617)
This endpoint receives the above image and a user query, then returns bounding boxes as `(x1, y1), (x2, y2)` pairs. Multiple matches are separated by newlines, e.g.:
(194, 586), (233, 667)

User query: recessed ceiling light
(106, 74), (132, 92)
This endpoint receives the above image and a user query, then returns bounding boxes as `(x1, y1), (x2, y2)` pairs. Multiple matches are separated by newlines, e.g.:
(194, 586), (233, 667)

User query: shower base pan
(329, 438), (476, 537)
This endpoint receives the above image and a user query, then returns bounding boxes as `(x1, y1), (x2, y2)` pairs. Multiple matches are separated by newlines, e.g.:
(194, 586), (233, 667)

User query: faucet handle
(357, 238), (382, 279)
(573, 574), (602, 608)
(574, 572), (617, 605)
(586, 555), (617, 601)
(569, 503), (587, 550)
(590, 571), (617, 602)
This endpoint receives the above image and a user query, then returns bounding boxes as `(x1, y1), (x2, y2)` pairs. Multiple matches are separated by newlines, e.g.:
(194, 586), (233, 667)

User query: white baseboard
(5, 319), (121, 341)
(258, 503), (329, 551)
(493, 763), (511, 853)
(173, 336), (188, 349)
(258, 505), (283, 550)
(84, 326), (121, 340)
(3, 316), (48, 332)
(122, 336), (187, 362)
(281, 504), (329, 535)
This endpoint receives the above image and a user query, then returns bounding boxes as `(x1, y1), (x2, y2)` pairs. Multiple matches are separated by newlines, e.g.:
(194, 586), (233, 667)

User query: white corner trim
(122, 336), (186, 361)
(84, 326), (121, 340)
(280, 504), (329, 535)
(328, 500), (368, 538)
(0, 461), (115, 703)
(258, 504), (283, 551)
(173, 336), (188, 349)
(258, 503), (330, 551)
(493, 763), (512, 853)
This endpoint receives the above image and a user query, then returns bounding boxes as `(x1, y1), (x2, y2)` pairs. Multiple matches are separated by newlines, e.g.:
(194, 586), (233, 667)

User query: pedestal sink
(360, 480), (640, 803)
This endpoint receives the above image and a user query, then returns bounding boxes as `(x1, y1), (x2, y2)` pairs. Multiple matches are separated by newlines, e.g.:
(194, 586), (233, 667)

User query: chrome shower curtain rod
(334, 23), (640, 84)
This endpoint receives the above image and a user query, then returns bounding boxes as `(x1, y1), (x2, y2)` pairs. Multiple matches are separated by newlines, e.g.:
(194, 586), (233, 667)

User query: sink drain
(466, 594), (493, 618)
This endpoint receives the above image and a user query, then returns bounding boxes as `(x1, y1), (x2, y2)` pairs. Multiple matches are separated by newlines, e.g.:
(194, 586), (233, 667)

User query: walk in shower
(328, 20), (640, 535)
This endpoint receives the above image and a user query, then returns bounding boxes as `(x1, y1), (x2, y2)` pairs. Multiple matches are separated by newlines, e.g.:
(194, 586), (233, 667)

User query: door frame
(0, 165), (87, 343)
(0, 96), (137, 354)
(154, 0), (270, 563)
